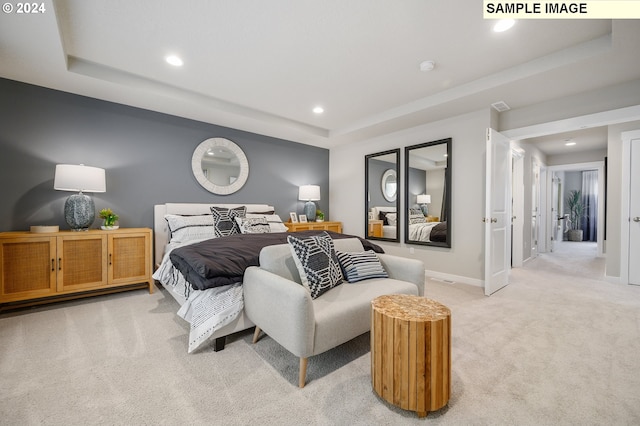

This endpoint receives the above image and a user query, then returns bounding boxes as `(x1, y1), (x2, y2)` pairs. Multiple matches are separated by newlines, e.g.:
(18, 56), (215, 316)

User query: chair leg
(252, 326), (262, 344)
(299, 357), (308, 388)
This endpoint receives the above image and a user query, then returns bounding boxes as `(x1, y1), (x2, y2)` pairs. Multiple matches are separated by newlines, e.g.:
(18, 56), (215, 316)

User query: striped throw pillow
(336, 250), (389, 283)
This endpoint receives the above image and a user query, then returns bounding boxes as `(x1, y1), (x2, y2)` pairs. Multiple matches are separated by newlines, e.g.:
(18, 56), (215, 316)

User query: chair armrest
(243, 266), (316, 357)
(377, 254), (425, 296)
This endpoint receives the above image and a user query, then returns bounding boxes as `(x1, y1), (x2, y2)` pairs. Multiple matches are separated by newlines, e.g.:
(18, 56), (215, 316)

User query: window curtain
(581, 170), (598, 241)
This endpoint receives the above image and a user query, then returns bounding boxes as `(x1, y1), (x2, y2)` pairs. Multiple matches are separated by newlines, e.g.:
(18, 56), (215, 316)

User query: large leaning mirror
(192, 137), (249, 195)
(405, 138), (452, 247)
(365, 149), (400, 242)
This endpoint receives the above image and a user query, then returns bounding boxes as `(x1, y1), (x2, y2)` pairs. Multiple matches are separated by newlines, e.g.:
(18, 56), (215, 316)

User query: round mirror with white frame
(192, 138), (249, 195)
(381, 169), (397, 202)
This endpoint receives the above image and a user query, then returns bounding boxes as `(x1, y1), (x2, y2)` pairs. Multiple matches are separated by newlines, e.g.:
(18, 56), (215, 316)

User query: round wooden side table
(371, 294), (451, 418)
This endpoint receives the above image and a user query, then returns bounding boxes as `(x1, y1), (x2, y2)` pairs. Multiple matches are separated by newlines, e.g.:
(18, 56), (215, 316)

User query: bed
(153, 203), (284, 353)
(370, 206), (397, 239)
(153, 202), (383, 354)
(407, 208), (447, 243)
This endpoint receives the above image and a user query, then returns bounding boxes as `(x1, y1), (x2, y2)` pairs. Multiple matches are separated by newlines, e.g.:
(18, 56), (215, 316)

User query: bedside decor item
(316, 210), (325, 222)
(417, 194), (431, 215)
(30, 225), (59, 233)
(289, 212), (298, 223)
(54, 164), (106, 231)
(99, 208), (119, 230)
(299, 185), (320, 221)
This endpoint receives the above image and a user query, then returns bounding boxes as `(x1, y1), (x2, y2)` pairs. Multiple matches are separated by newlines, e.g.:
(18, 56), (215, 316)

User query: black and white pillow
(164, 214), (216, 243)
(336, 250), (389, 283)
(287, 231), (343, 299)
(235, 216), (271, 234)
(409, 208), (426, 225)
(210, 206), (246, 237)
(246, 213), (288, 233)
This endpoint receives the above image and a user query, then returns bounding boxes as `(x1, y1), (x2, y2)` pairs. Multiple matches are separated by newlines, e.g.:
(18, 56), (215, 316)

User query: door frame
(511, 145), (525, 267)
(621, 129), (640, 285)
(545, 161), (605, 257)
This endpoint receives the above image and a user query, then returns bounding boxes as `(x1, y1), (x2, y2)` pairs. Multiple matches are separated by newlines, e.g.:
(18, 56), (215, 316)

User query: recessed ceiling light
(493, 19), (515, 33)
(419, 60), (436, 72)
(313, 106), (324, 114)
(565, 142), (576, 146)
(165, 55), (183, 67)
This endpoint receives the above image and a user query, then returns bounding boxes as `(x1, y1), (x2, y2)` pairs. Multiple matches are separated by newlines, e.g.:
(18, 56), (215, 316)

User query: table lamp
(299, 185), (320, 221)
(417, 194), (431, 216)
(54, 164), (106, 231)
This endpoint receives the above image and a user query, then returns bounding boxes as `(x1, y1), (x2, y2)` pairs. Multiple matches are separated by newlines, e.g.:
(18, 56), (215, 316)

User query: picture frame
(299, 215), (308, 223)
(368, 212), (374, 220)
(289, 212), (298, 223)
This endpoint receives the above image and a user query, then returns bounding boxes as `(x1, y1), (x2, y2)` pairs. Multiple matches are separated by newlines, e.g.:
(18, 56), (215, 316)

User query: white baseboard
(424, 269), (483, 288)
(604, 274), (622, 284)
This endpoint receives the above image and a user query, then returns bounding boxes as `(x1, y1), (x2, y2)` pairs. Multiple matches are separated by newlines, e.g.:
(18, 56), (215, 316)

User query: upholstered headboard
(153, 203), (275, 265)
(370, 206), (396, 220)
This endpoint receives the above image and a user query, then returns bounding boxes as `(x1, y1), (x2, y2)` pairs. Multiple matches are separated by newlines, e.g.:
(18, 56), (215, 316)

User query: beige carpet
(2, 242), (640, 425)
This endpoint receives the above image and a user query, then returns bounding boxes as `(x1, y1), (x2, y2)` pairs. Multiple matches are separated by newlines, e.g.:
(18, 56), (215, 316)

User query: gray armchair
(243, 238), (425, 387)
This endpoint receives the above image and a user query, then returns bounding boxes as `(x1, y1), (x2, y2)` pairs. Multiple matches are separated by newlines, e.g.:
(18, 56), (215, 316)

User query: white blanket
(408, 222), (439, 242)
(152, 240), (243, 353)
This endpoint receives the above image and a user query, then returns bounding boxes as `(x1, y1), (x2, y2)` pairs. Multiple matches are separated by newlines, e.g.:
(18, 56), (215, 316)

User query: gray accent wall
(0, 78), (329, 232)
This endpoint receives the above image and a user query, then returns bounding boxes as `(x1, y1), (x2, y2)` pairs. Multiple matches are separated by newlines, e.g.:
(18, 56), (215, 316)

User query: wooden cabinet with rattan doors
(285, 221), (342, 233)
(0, 228), (153, 309)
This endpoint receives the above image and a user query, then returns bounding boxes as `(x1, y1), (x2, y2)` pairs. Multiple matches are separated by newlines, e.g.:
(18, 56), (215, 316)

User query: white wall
(330, 109), (491, 284)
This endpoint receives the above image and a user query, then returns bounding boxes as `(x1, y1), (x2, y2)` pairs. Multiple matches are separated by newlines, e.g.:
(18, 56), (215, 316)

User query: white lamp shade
(416, 194), (431, 204)
(54, 164), (106, 193)
(298, 185), (320, 201)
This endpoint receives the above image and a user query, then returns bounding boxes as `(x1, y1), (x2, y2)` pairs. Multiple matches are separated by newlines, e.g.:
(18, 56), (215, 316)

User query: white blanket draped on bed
(152, 240), (244, 353)
(408, 221), (439, 242)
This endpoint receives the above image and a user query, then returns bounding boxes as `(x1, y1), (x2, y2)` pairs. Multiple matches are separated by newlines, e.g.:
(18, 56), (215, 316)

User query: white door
(484, 128), (511, 296)
(629, 139), (640, 285)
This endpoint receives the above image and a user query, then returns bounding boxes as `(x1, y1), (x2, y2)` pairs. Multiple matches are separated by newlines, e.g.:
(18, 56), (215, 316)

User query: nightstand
(285, 221), (342, 233)
(368, 220), (383, 237)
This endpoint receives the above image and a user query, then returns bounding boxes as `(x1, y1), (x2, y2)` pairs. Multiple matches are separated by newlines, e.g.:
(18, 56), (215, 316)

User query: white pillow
(385, 213), (397, 226)
(235, 216), (271, 234)
(246, 213), (288, 233)
(164, 214), (216, 243)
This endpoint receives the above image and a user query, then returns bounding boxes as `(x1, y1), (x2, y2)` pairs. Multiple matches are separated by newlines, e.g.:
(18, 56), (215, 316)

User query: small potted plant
(99, 208), (119, 230)
(316, 210), (325, 222)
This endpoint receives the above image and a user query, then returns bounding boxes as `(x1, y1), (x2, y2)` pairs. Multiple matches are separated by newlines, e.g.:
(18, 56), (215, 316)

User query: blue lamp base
(64, 193), (95, 231)
(304, 201), (317, 222)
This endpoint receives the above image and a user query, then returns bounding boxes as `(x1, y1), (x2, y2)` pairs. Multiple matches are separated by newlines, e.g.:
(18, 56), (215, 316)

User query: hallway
(528, 241), (604, 281)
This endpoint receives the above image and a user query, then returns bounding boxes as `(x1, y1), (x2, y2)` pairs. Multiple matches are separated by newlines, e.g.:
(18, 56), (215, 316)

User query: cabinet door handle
(58, 257), (62, 270)
(109, 253), (112, 265)
(634, 217), (640, 222)
(51, 259), (55, 272)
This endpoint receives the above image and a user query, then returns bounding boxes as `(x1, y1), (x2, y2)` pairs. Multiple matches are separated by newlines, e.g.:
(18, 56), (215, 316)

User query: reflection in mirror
(405, 138), (451, 247)
(381, 169), (397, 202)
(365, 149), (400, 242)
(192, 138), (249, 195)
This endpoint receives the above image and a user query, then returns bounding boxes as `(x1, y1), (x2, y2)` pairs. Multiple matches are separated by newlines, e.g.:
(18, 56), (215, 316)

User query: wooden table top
(371, 294), (450, 322)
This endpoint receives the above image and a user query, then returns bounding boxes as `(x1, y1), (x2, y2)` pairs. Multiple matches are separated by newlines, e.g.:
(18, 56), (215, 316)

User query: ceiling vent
(491, 101), (511, 112)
